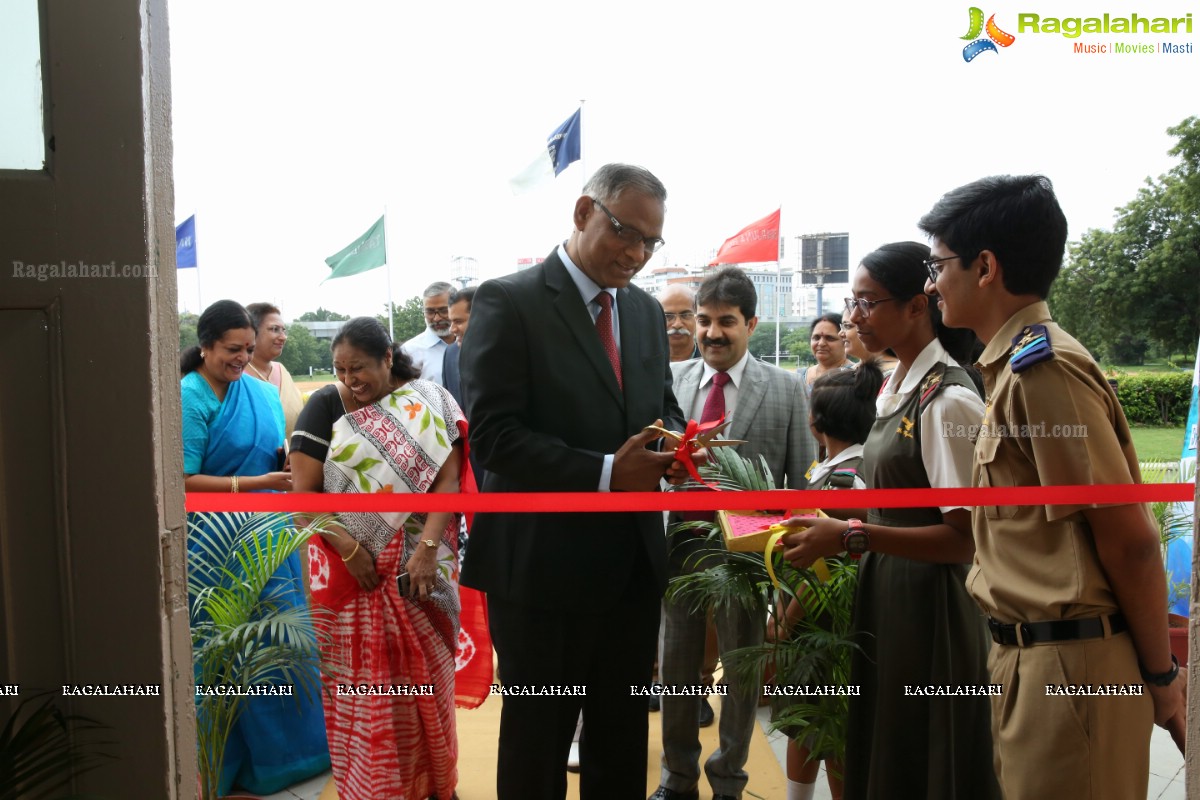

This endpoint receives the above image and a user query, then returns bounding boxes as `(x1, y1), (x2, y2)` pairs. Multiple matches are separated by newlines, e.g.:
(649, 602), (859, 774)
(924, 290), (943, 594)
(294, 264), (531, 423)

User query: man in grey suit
(651, 267), (817, 800)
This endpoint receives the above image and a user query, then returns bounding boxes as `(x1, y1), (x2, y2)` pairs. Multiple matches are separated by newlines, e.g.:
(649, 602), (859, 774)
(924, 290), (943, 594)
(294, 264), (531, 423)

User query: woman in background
(244, 302), (305, 439)
(799, 313), (852, 396)
(181, 299), (329, 796)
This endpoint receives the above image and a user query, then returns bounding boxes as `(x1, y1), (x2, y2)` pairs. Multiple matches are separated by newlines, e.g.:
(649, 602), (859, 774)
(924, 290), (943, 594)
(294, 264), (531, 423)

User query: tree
(1048, 116), (1200, 361)
(179, 311), (199, 354)
(297, 307), (350, 322)
(748, 322), (781, 360)
(379, 297), (425, 344)
(276, 323), (327, 376)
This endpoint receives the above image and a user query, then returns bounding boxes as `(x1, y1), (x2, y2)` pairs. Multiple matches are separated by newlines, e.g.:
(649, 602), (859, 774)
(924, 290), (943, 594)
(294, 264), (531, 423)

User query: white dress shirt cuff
(599, 454), (614, 492)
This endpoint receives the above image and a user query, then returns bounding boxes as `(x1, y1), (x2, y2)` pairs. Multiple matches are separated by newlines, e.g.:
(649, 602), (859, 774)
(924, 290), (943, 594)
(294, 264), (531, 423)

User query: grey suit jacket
(671, 355), (816, 490)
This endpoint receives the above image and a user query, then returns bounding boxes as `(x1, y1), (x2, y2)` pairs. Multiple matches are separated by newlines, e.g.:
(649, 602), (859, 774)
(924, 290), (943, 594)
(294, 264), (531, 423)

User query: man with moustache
(659, 284), (701, 362)
(441, 285), (475, 409)
(460, 163), (687, 800)
(652, 267), (816, 800)
(402, 281), (456, 384)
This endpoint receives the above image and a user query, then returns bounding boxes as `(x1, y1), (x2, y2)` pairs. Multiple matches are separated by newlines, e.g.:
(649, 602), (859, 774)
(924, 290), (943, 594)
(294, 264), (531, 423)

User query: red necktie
(594, 292), (622, 390)
(680, 371), (730, 523)
(701, 371), (730, 423)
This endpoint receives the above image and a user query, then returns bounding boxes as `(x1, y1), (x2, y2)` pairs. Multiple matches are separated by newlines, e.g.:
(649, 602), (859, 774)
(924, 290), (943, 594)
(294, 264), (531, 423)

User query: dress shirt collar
(977, 301), (1052, 369)
(808, 443), (865, 486)
(884, 337), (955, 398)
(558, 244), (616, 307)
(700, 350), (751, 389)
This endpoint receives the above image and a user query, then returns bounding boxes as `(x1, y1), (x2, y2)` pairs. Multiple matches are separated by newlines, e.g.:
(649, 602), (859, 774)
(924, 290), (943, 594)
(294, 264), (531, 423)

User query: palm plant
(665, 447), (861, 763)
(0, 692), (113, 800)
(1143, 466), (1193, 609)
(187, 511), (333, 800)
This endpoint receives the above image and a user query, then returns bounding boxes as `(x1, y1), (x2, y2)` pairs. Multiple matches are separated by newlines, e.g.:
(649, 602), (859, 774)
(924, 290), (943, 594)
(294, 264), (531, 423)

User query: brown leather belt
(987, 613), (1127, 647)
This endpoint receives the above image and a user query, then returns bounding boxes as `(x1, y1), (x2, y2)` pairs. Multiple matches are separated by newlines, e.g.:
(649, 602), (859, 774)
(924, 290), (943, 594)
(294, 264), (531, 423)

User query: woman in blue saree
(181, 299), (330, 796)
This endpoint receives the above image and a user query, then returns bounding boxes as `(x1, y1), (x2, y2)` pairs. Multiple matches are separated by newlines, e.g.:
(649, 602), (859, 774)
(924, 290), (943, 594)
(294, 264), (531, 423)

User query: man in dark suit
(653, 268), (816, 800)
(460, 163), (686, 800)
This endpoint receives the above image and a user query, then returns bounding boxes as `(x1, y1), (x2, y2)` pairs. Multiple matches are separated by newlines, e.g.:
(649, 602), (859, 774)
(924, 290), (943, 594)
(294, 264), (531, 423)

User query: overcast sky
(168, 0), (1198, 318)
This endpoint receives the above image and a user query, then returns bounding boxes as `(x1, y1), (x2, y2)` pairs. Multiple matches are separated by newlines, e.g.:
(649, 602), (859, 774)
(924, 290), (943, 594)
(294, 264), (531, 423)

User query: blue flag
(176, 215), (197, 269)
(548, 108), (582, 176)
(510, 108), (583, 193)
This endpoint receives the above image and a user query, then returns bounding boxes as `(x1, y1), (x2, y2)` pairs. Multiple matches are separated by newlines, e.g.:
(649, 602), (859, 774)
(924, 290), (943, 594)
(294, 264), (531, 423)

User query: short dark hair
(244, 302), (280, 331)
(917, 174), (1068, 298)
(859, 241), (979, 365)
(180, 300), (254, 375)
(583, 163), (667, 206)
(810, 359), (884, 445)
(696, 267), (756, 320)
(331, 317), (420, 381)
(449, 286), (476, 310)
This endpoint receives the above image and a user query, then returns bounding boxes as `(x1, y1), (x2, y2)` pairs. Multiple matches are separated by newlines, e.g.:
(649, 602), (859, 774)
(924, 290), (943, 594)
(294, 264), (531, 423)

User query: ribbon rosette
(644, 416), (746, 490)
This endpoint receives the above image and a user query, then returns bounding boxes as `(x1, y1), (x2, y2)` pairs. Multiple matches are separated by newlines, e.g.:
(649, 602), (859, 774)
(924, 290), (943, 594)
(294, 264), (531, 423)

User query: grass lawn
(1131, 426), (1187, 463)
(1112, 362), (1193, 374)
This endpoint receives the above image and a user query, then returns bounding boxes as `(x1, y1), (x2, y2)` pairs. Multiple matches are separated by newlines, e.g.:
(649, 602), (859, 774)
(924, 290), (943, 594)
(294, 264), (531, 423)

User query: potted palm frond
(187, 511), (333, 800)
(665, 447), (861, 766)
(0, 691), (114, 800)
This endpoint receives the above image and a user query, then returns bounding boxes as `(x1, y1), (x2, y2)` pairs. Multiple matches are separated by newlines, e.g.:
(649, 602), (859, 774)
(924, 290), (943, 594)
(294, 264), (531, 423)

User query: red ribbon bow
(672, 416), (727, 490)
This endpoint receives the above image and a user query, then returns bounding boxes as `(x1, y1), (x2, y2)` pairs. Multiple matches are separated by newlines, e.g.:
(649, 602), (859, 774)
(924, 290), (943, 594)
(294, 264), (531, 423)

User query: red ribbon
(186, 483), (1195, 513)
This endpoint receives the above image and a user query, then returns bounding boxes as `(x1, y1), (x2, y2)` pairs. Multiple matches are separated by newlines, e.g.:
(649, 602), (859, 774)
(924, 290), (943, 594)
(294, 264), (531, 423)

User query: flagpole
(579, 98), (587, 190)
(383, 205), (395, 341)
(775, 203), (783, 367)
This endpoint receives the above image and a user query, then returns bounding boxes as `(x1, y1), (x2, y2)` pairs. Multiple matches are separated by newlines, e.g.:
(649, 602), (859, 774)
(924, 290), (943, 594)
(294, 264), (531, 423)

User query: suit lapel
(729, 357), (768, 441)
(672, 360), (703, 422)
(545, 255), (624, 406)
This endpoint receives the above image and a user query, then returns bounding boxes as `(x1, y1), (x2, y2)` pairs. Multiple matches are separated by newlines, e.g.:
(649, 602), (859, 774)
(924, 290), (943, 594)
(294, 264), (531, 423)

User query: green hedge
(1113, 373), (1193, 425)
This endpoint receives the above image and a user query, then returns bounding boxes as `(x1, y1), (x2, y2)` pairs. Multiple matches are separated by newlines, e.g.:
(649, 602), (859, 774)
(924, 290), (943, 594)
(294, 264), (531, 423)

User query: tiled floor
(257, 770), (329, 800)
(756, 705), (1187, 799)
(260, 701), (1189, 799)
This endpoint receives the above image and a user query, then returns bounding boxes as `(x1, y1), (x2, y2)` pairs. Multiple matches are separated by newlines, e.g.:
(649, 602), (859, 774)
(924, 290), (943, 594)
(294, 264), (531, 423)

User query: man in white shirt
(402, 281), (456, 383)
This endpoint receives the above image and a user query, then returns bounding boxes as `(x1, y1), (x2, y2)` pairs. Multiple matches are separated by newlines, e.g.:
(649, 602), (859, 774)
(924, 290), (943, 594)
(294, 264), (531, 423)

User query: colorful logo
(961, 7), (1016, 61)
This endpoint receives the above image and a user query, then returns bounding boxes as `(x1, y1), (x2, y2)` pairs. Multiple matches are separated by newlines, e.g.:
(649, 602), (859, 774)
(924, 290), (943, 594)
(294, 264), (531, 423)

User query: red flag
(708, 208), (781, 266)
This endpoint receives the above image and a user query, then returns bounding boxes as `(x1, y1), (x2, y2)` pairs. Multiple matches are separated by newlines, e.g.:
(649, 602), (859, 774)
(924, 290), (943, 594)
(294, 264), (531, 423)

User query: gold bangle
(230, 475), (239, 493)
(342, 541), (361, 562)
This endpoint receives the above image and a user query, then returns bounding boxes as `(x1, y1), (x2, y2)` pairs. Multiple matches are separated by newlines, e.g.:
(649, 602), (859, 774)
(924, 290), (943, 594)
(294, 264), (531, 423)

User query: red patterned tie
(701, 371), (731, 423)
(594, 292), (622, 389)
(681, 371), (730, 522)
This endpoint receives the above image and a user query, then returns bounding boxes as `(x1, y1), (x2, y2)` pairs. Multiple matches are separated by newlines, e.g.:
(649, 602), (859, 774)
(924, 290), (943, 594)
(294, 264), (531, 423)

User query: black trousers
(487, 556), (660, 800)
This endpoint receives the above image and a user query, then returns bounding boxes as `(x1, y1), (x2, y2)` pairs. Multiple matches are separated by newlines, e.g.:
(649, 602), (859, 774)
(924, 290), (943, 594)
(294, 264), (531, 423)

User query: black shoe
(648, 787), (699, 800)
(698, 697), (715, 727)
(648, 693), (660, 712)
(712, 795), (739, 800)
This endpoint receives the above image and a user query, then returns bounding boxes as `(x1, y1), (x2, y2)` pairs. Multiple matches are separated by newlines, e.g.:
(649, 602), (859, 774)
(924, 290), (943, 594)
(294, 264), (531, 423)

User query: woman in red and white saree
(290, 317), (490, 800)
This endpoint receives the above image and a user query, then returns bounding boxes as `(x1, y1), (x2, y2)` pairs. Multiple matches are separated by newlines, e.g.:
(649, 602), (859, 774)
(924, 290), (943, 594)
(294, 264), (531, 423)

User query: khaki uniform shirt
(967, 301), (1143, 623)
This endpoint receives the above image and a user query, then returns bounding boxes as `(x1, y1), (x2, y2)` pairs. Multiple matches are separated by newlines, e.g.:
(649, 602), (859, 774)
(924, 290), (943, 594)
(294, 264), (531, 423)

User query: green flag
(323, 215), (386, 282)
